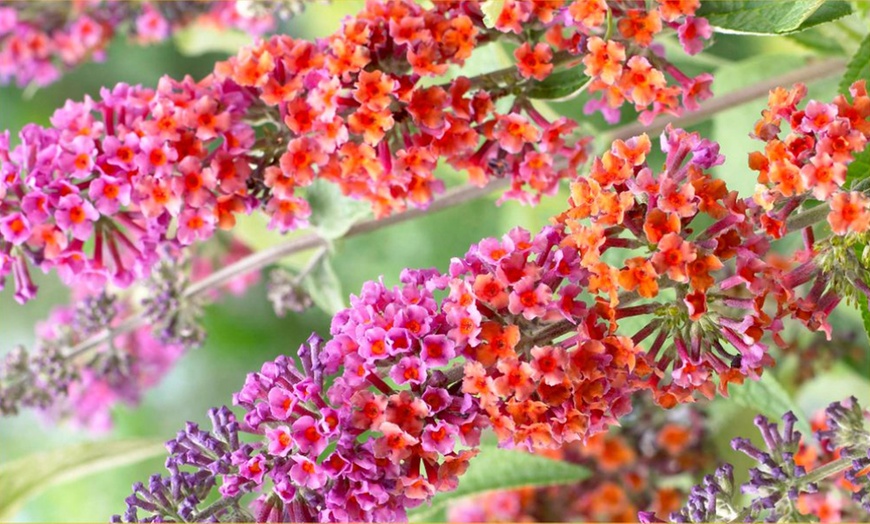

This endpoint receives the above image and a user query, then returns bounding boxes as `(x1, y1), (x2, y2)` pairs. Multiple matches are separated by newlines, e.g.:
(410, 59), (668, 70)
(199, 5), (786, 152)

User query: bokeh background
(1, 2), (868, 521)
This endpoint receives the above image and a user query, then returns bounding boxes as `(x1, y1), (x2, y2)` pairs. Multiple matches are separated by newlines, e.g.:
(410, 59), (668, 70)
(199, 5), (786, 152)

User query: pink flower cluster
(0, 1), (275, 87)
(230, 268), (484, 521)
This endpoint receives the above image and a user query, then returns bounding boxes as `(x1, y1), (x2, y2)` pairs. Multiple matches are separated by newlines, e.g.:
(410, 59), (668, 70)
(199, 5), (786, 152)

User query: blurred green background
(1, 2), (868, 521)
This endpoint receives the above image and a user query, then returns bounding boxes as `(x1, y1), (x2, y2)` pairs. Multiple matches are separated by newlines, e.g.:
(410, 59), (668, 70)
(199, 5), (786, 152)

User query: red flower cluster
(0, 0), (712, 306)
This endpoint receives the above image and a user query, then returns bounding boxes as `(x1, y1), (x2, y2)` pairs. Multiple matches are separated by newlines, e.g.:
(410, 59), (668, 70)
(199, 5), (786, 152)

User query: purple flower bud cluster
(818, 397), (870, 513)
(0, 345), (77, 415)
(115, 406), (248, 523)
(640, 400), (870, 523)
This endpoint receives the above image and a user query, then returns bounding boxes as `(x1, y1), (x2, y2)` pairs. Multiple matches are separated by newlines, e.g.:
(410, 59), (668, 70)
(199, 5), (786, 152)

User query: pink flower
(55, 194), (99, 241)
(292, 415), (327, 456)
(289, 455), (328, 489)
(265, 425), (293, 457)
(239, 454), (267, 484)
(136, 136), (177, 178)
(135, 5), (169, 43)
(88, 175), (131, 215)
(389, 356), (427, 385)
(421, 421), (458, 455)
(63, 136), (96, 178)
(267, 387), (295, 420)
(420, 335), (456, 367)
(18, 179), (52, 213)
(176, 207), (216, 246)
(103, 133), (139, 170)
(677, 17), (712, 55)
(0, 212), (31, 245)
(507, 278), (552, 320)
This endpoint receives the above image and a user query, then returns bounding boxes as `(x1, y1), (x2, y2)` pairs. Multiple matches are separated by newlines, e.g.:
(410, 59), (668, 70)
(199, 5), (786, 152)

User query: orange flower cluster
(213, 0), (712, 217)
(448, 401), (712, 523)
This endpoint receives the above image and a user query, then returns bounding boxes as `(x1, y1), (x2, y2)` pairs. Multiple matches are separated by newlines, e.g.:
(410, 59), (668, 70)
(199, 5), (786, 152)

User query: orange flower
(598, 435), (637, 471)
(407, 86), (448, 133)
(354, 70), (397, 111)
(687, 254), (723, 292)
(621, 56), (666, 107)
(514, 42), (553, 81)
(657, 423), (692, 455)
(643, 208), (681, 244)
(493, 358), (536, 401)
(473, 321), (520, 366)
(651, 233), (697, 282)
(617, 8), (663, 47)
(568, 0), (607, 29)
(658, 178), (697, 217)
(619, 257), (659, 298)
(612, 133), (651, 166)
(590, 150), (633, 188)
(828, 191), (870, 234)
(347, 106), (395, 145)
(583, 37), (625, 86)
(494, 114), (540, 154)
(658, 0), (700, 21)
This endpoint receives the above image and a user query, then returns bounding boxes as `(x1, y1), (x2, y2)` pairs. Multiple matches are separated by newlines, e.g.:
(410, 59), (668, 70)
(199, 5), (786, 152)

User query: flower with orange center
(568, 0), (607, 29)
(493, 113), (540, 154)
(657, 422), (693, 456)
(493, 358), (536, 401)
(612, 133), (652, 166)
(651, 233), (697, 282)
(583, 37), (625, 86)
(514, 42), (553, 81)
(530, 345), (566, 386)
(354, 70), (396, 111)
(617, 8), (663, 47)
(619, 257), (659, 298)
(590, 150), (633, 188)
(828, 191), (870, 234)
(643, 208), (681, 244)
(407, 86), (448, 134)
(687, 254), (724, 292)
(473, 321), (520, 367)
(658, 178), (697, 217)
(621, 56), (666, 107)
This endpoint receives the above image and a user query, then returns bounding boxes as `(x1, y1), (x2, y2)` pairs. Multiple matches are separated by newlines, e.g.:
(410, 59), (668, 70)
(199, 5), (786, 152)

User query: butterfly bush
(0, 0), (710, 306)
(640, 398), (870, 523)
(0, 238), (259, 428)
(0, 0), (279, 88)
(0, 0), (716, 428)
(116, 78), (870, 519)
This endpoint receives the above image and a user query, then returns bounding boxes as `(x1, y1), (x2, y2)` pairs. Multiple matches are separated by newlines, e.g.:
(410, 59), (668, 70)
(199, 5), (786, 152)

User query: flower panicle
(0, 0), (712, 305)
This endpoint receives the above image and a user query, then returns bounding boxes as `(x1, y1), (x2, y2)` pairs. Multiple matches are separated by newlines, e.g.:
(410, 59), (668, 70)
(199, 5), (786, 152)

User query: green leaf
(527, 68), (591, 101)
(173, 23), (255, 56)
(408, 446), (590, 522)
(847, 148), (870, 188)
(305, 180), (372, 241)
(697, 0), (850, 35)
(793, 1), (853, 31)
(839, 33), (870, 95)
(727, 372), (813, 438)
(0, 439), (165, 520)
(301, 255), (346, 314)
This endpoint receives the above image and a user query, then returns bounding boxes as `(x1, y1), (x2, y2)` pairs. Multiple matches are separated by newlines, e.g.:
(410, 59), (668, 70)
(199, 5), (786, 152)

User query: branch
(64, 179), (510, 359)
